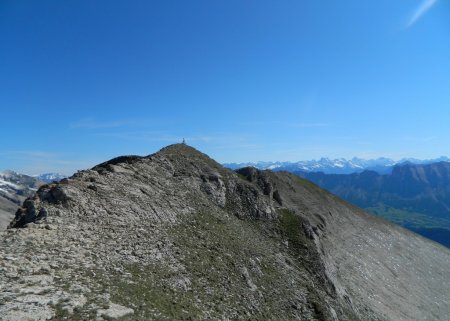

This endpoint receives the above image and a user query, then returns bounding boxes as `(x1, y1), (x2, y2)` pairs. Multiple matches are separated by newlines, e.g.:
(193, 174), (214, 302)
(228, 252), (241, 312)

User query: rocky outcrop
(0, 171), (43, 230)
(1, 144), (449, 321)
(9, 184), (70, 228)
(236, 166), (283, 206)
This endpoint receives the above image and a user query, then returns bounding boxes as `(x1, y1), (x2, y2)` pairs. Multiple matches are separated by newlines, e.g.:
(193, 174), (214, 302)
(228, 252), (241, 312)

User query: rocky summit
(1, 144), (450, 321)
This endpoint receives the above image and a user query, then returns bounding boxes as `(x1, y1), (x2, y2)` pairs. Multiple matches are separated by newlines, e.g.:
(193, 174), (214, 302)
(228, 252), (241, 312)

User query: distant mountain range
(224, 156), (450, 174)
(296, 162), (450, 248)
(0, 171), (67, 229)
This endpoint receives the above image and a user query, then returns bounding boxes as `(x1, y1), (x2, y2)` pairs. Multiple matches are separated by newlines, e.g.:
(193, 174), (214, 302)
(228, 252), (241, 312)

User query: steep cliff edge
(1, 144), (449, 320)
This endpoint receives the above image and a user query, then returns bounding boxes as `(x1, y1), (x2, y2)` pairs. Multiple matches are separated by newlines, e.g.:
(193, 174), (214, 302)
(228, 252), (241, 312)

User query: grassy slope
(53, 208), (349, 320)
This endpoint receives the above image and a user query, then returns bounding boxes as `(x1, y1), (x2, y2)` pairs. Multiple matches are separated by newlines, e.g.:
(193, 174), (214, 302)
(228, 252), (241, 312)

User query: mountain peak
(157, 143), (219, 165)
(158, 142), (200, 154)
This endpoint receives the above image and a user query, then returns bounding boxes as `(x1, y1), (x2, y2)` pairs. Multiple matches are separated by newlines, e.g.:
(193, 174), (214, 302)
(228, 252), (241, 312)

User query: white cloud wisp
(407, 0), (438, 28)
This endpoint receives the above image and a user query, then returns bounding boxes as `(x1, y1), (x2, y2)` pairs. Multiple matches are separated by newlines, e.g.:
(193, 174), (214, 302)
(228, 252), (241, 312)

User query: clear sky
(1, 0), (449, 174)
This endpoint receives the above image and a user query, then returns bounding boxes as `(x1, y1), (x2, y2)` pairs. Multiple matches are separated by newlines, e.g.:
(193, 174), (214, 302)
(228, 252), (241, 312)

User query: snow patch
(0, 179), (20, 189)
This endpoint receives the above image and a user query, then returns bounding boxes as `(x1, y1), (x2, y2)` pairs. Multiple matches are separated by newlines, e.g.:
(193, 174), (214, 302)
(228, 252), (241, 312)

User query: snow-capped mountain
(223, 156), (450, 174)
(36, 173), (67, 183)
(0, 170), (42, 198)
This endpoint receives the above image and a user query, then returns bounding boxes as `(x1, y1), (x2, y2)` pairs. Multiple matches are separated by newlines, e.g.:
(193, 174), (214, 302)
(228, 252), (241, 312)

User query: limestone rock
(97, 303), (134, 320)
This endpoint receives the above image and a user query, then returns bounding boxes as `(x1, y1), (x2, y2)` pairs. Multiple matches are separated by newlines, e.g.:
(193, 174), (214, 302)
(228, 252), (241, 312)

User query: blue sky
(1, 0), (449, 174)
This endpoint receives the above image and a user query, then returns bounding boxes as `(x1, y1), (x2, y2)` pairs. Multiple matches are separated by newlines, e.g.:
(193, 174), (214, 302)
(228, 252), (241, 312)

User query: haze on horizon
(1, 0), (449, 175)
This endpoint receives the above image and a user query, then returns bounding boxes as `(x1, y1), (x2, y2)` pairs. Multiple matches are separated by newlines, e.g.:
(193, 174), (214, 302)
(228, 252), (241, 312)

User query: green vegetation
(110, 265), (201, 320)
(366, 203), (450, 231)
(277, 209), (339, 321)
(53, 263), (202, 320)
(169, 211), (292, 320)
(49, 209), (357, 320)
(236, 172), (249, 181)
(295, 176), (321, 190)
(278, 208), (307, 254)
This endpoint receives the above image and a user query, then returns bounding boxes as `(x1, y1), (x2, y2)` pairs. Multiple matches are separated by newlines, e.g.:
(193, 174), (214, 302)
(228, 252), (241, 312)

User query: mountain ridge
(1, 144), (450, 320)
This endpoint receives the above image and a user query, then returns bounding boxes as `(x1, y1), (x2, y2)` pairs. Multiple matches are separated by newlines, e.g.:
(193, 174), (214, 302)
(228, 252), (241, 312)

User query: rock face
(0, 171), (43, 230)
(1, 144), (450, 320)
